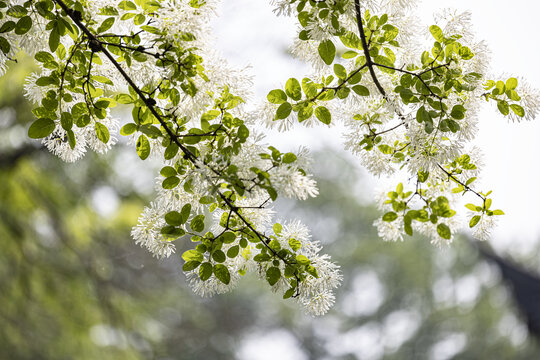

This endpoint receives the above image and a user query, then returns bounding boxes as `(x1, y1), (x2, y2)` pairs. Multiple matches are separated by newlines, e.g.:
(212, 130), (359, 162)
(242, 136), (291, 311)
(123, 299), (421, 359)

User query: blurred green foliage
(1, 60), (539, 359)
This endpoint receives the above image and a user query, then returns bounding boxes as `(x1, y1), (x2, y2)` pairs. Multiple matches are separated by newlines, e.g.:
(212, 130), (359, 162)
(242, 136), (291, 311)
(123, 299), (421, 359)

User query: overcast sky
(212, 0), (540, 254)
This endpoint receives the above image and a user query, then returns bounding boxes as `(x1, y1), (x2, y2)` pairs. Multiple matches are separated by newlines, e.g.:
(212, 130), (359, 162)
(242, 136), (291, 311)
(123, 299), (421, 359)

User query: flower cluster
(267, 0), (539, 244)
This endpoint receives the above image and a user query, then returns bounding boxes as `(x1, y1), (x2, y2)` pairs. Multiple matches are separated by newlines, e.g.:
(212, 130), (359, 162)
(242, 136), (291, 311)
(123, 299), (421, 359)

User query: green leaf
(297, 104), (313, 122)
(180, 204), (192, 224)
(285, 78), (302, 101)
(458, 46), (473, 60)
(182, 261), (201, 272)
(0, 36), (11, 54)
(165, 211), (183, 226)
(164, 142), (178, 160)
(212, 250), (226, 263)
(340, 31), (361, 49)
(506, 77), (518, 90)
(119, 1), (137, 10)
(510, 104), (525, 118)
(282, 152), (297, 164)
(227, 245), (240, 258)
(136, 134), (150, 160)
(465, 177), (477, 186)
(352, 85), (370, 96)
(160, 166), (176, 178)
(182, 249), (203, 262)
(60, 112), (72, 131)
(221, 231), (236, 244)
(437, 223), (451, 240)
(15, 16), (32, 35)
(382, 24), (399, 41)
(266, 267), (281, 286)
(416, 106), (431, 123)
(469, 215), (481, 228)
(296, 254), (310, 265)
(199, 262), (213, 281)
(115, 93), (133, 104)
(160, 225), (184, 238)
(450, 105), (466, 120)
(267, 89), (287, 104)
(94, 122), (110, 144)
(342, 50), (358, 59)
(162, 176), (180, 189)
(199, 195), (213, 205)
(301, 78), (318, 98)
(497, 100), (510, 116)
(237, 124), (249, 139)
(306, 265), (319, 278)
(333, 63), (347, 79)
(36, 76), (56, 86)
(97, 17), (115, 33)
(275, 102), (292, 120)
(120, 123), (137, 136)
(49, 27), (60, 52)
(213, 264), (230, 284)
(288, 238), (301, 251)
(56, 44), (66, 60)
(35, 51), (55, 64)
(254, 253), (271, 262)
(133, 13), (146, 25)
(492, 209), (505, 215)
(318, 39), (336, 65)
(28, 118), (55, 139)
(314, 106), (331, 125)
(283, 287), (295, 299)
(429, 25), (444, 42)
(382, 212), (398, 222)
(92, 75), (114, 86)
(447, 119), (460, 133)
(418, 170), (429, 183)
(404, 221), (413, 236)
(348, 71), (362, 85)
(190, 214), (205, 233)
(0, 21), (16, 34)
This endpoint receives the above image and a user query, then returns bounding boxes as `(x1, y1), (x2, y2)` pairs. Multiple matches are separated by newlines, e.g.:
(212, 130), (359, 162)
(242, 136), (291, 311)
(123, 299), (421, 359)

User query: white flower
(131, 201), (176, 259)
(406, 123), (463, 174)
(300, 290), (336, 316)
(42, 127), (87, 163)
(0, 55), (7, 77)
(470, 213), (497, 241)
(185, 271), (234, 298)
(374, 216), (404, 242)
(236, 191), (276, 230)
(24, 73), (47, 105)
(270, 0), (296, 16)
(510, 78), (540, 122)
(269, 166), (319, 200)
(85, 116), (120, 154)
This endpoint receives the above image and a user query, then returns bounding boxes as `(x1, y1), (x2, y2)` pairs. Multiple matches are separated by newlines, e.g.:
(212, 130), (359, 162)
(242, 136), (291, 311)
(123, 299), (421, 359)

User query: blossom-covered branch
(1, 0), (341, 315)
(266, 0), (539, 245)
(1, 0), (539, 316)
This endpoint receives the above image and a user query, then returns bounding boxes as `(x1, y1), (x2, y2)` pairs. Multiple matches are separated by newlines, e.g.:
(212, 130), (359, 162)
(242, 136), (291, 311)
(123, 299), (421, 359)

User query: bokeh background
(2, 0), (540, 358)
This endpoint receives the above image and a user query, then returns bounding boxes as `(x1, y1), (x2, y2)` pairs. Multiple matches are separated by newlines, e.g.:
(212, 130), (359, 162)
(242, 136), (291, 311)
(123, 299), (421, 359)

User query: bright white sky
(212, 0), (540, 254)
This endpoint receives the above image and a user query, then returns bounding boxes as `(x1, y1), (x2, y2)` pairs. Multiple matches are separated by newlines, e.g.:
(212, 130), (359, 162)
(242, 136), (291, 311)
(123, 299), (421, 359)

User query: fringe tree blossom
(2, 0), (538, 315)
(267, 0), (539, 246)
